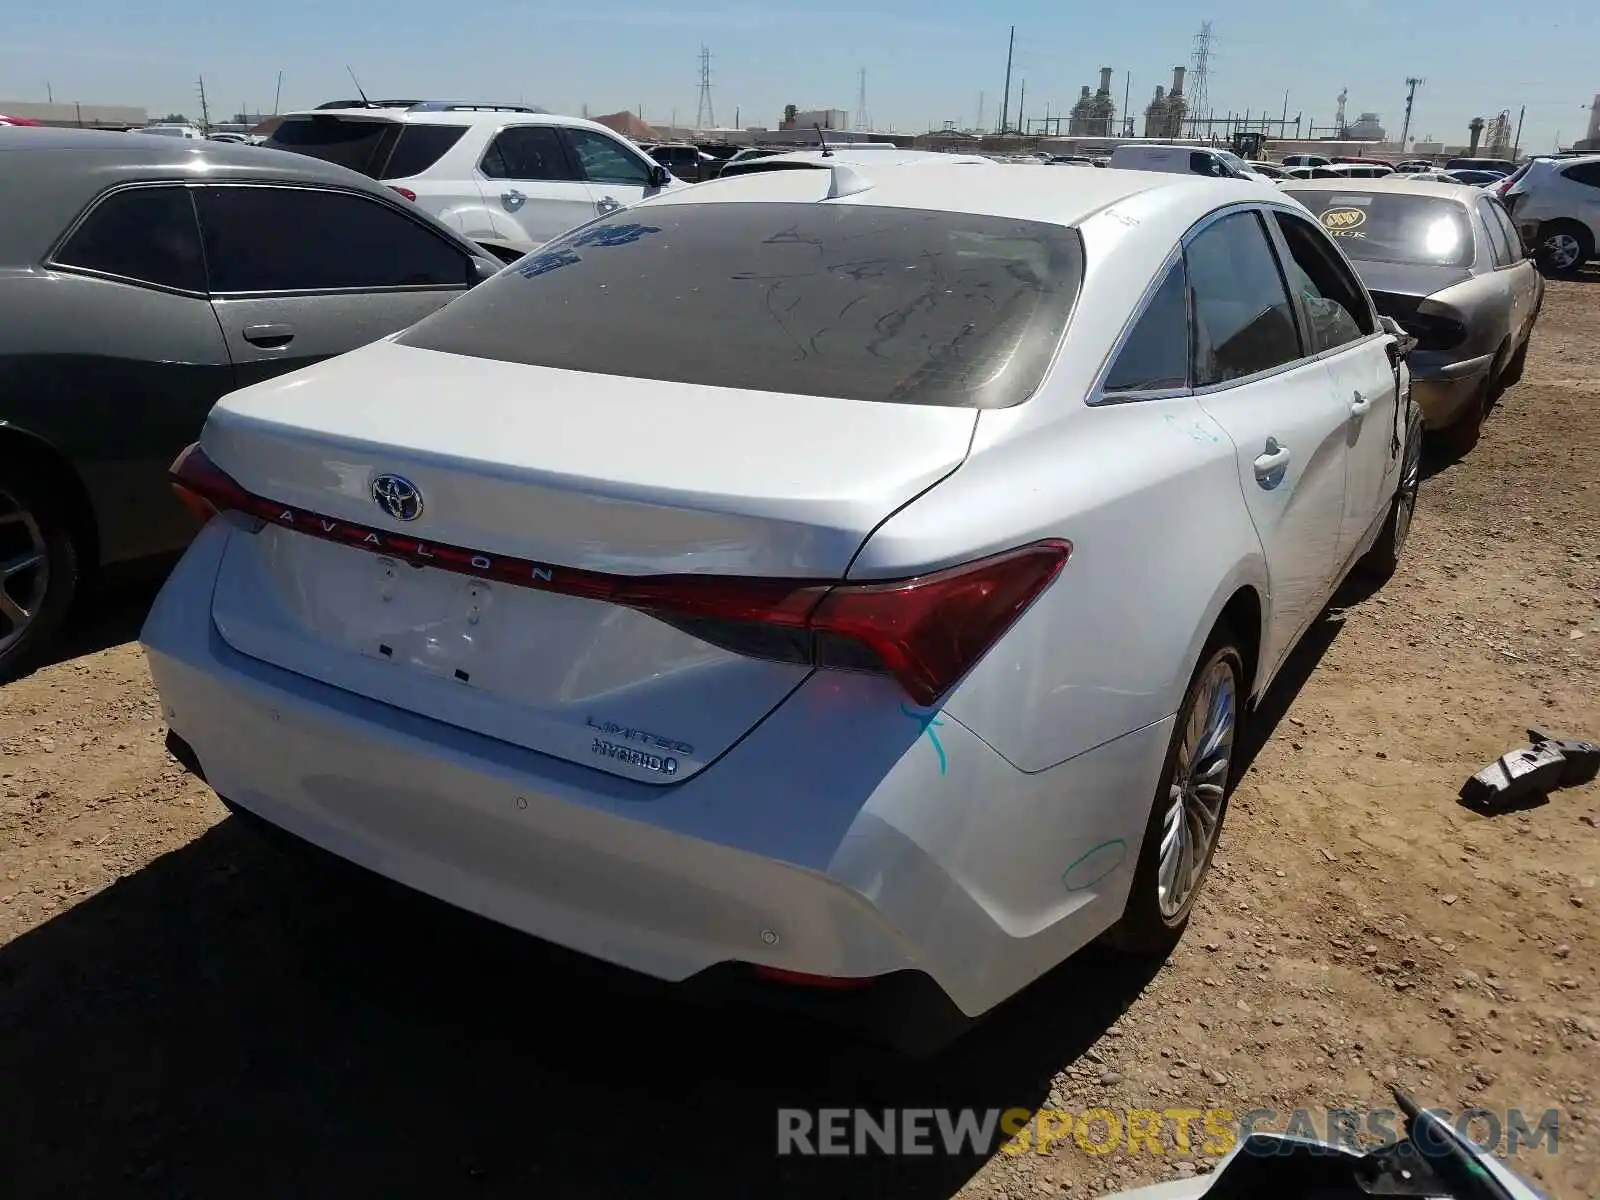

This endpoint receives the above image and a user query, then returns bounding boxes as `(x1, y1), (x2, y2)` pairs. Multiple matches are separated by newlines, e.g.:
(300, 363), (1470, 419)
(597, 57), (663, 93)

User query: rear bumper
(142, 522), (1173, 1020)
(1408, 351), (1494, 428)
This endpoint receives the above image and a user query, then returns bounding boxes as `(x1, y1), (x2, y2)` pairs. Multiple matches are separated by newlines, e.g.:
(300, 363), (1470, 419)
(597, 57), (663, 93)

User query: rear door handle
(242, 324), (294, 349)
(501, 189), (526, 211)
(1253, 437), (1291, 488)
(1350, 390), (1373, 418)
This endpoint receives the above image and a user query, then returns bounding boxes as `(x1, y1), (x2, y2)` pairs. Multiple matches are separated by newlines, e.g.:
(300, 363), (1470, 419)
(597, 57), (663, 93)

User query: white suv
(264, 101), (683, 261)
(1495, 154), (1600, 275)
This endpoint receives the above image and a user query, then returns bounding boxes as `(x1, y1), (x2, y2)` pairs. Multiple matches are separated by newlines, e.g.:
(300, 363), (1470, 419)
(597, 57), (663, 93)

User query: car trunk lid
(198, 339), (979, 783)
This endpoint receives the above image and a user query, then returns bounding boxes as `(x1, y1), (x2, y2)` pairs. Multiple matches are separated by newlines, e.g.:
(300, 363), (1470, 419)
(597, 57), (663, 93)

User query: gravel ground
(2, 273), (1597, 1200)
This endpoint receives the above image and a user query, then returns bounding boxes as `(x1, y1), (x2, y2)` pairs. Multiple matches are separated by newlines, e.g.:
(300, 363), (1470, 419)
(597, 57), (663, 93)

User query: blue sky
(2, 0), (1593, 152)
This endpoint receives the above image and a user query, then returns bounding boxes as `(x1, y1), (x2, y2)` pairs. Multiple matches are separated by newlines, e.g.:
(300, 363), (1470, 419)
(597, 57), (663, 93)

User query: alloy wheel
(1158, 657), (1236, 919)
(0, 488), (49, 657)
(1543, 232), (1582, 272)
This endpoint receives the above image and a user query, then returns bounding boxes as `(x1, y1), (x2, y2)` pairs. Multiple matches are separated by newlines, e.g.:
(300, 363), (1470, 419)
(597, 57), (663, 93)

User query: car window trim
(1476, 197), (1518, 269)
(1183, 203), (1324, 396)
(194, 180), (474, 298)
(1087, 242), (1191, 406)
(1262, 202), (1382, 358)
(558, 126), (656, 187)
(475, 121), (583, 184)
(44, 181), (210, 300)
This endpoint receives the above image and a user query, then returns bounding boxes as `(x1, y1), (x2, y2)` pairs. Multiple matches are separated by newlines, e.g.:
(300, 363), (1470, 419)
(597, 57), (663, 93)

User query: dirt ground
(2, 274), (1597, 1200)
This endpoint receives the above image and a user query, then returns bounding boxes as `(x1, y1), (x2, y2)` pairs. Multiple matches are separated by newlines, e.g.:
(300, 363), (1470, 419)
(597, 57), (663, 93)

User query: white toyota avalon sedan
(143, 161), (1421, 1050)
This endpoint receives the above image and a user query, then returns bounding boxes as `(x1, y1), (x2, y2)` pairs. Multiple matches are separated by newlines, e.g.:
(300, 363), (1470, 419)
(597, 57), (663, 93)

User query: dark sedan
(1283, 179), (1543, 455)
(0, 128), (500, 679)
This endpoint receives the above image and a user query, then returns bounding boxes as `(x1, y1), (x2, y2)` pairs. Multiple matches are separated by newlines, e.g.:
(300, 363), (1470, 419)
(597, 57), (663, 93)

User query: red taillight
(806, 542), (1072, 705)
(170, 441), (256, 523)
(389, 186), (417, 201)
(170, 444), (1071, 706)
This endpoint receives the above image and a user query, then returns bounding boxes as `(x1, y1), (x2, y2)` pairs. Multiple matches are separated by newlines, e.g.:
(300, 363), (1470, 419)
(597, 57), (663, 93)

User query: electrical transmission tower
(1189, 20), (1213, 122)
(1399, 76), (1423, 149)
(695, 46), (715, 130)
(857, 68), (869, 132)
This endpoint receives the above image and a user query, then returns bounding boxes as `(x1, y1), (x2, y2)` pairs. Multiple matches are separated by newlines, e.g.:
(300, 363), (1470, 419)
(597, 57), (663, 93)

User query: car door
(1481, 197), (1541, 343)
(41, 182), (235, 560)
(194, 183), (476, 391)
(562, 125), (665, 216)
(1184, 207), (1352, 676)
(1267, 207), (1400, 562)
(475, 124), (597, 249)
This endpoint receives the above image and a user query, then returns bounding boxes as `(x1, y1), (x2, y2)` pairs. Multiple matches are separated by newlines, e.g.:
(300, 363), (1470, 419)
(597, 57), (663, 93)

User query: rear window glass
(1282, 189), (1474, 268)
(381, 124), (468, 179)
(397, 203), (1084, 408)
(265, 116), (400, 176)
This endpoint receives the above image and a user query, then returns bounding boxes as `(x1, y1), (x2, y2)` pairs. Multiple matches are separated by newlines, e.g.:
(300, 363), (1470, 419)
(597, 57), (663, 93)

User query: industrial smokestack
(1099, 66), (1113, 95)
(1172, 65), (1186, 96)
(1468, 116), (1485, 154)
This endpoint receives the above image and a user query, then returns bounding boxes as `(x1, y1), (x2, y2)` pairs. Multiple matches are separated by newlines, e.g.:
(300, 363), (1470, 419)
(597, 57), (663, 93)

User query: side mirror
(648, 164), (671, 189)
(468, 256), (500, 287)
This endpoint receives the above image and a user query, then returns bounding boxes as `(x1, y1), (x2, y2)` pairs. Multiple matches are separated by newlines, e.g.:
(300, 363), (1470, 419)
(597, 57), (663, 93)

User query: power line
(695, 46), (715, 130)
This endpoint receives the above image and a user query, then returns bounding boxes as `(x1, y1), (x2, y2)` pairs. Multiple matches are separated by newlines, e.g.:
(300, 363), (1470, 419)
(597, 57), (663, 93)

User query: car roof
(719, 148), (992, 172)
(638, 161), (1284, 228)
(278, 105), (628, 140)
(0, 125), (469, 261)
(1276, 176), (1485, 203)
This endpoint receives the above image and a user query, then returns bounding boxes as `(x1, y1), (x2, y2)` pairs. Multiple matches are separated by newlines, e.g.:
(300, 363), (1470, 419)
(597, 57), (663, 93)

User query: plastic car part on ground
(1459, 727), (1600, 811)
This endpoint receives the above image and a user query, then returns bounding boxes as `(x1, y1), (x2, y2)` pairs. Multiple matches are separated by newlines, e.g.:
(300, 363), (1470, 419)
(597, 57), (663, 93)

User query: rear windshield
(1283, 189), (1475, 268)
(397, 202), (1084, 408)
(266, 116), (467, 179)
(266, 116), (399, 175)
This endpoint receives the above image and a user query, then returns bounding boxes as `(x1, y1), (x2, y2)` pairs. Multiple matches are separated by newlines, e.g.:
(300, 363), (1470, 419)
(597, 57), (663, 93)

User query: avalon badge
(371, 473), (424, 522)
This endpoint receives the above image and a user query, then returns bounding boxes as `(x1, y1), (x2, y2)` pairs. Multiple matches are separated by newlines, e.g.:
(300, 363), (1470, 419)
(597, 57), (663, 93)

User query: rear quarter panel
(0, 270), (232, 563)
(851, 396), (1266, 773)
(1430, 270), (1516, 361)
(844, 193), (1270, 771)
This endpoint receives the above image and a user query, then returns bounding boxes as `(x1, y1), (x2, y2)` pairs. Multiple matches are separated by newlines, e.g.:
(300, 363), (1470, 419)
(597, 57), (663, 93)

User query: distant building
(0, 99), (147, 130)
(1144, 67), (1188, 139)
(1068, 68), (1117, 137)
(1346, 111), (1386, 141)
(785, 107), (849, 131)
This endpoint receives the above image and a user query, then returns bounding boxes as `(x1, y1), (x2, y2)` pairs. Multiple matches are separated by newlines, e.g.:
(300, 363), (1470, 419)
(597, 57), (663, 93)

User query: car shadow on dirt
(33, 558), (174, 672)
(0, 807), (1165, 1198)
(1233, 610), (1345, 780)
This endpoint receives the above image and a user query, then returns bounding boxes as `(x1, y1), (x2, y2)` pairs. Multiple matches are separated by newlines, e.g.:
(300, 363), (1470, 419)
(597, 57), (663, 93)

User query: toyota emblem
(371, 473), (424, 522)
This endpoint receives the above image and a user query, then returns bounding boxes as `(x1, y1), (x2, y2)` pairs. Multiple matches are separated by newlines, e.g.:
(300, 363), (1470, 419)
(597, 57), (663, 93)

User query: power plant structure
(1067, 67), (1118, 136)
(1144, 66), (1189, 138)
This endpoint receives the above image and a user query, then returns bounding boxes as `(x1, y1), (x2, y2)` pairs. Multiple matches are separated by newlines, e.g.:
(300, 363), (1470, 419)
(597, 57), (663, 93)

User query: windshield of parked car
(1282, 189), (1475, 268)
(397, 203), (1085, 409)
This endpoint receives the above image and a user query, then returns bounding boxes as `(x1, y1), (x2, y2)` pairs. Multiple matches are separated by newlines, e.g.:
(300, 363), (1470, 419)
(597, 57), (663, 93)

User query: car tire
(0, 455), (80, 683)
(1107, 628), (1244, 956)
(1357, 402), (1425, 581)
(1534, 221), (1593, 277)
